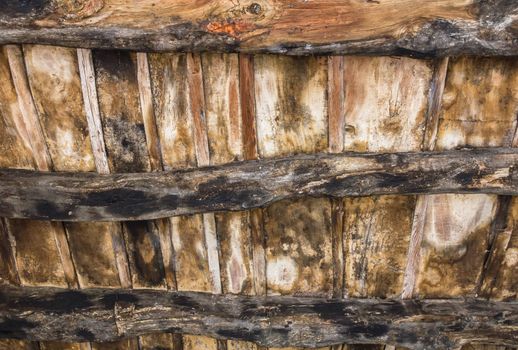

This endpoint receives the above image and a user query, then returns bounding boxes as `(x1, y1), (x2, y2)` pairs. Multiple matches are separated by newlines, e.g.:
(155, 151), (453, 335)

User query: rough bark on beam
(0, 1), (516, 56)
(0, 285), (517, 348)
(1, 148), (518, 221)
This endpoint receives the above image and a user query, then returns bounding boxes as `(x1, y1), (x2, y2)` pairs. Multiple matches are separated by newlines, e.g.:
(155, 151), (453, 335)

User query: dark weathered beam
(0, 1), (516, 56)
(1, 148), (518, 221)
(0, 285), (517, 348)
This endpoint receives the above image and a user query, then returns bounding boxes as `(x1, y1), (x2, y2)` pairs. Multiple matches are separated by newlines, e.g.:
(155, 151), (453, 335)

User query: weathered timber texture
(0, 285), (518, 348)
(0, 1), (517, 56)
(1, 148), (518, 221)
(411, 57), (518, 298)
(341, 56), (432, 299)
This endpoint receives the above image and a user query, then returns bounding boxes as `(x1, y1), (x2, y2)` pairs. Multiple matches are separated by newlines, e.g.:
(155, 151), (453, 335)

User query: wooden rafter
(0, 285), (517, 348)
(0, 148), (518, 221)
(0, 1), (516, 56)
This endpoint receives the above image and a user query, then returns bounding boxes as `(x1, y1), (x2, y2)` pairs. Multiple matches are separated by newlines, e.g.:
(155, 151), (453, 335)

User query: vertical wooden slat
(40, 342), (91, 350)
(328, 56), (345, 154)
(476, 58), (518, 301)
(5, 45), (52, 170)
(203, 53), (254, 301)
(187, 53), (223, 297)
(137, 52), (163, 172)
(239, 54), (266, 301)
(0, 50), (32, 342)
(5, 44), (79, 290)
(328, 56), (346, 300)
(342, 57), (433, 298)
(254, 55), (332, 303)
(77, 48), (110, 174)
(149, 52), (211, 350)
(77, 48), (132, 291)
(402, 57), (449, 299)
(411, 57), (518, 298)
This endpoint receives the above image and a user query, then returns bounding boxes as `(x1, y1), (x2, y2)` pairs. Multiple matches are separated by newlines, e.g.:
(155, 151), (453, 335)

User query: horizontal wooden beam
(1, 148), (518, 221)
(0, 1), (516, 56)
(0, 285), (517, 348)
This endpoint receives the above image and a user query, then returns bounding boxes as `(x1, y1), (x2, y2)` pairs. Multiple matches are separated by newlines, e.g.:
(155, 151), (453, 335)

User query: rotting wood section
(0, 285), (517, 348)
(0, 0), (517, 56)
(1, 148), (518, 221)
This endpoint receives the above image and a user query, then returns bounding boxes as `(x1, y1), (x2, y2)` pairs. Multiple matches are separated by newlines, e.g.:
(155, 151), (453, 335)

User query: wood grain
(1, 285), (518, 348)
(2, 148), (518, 221)
(341, 57), (433, 298)
(0, 1), (516, 56)
(149, 52), (217, 349)
(412, 57), (518, 298)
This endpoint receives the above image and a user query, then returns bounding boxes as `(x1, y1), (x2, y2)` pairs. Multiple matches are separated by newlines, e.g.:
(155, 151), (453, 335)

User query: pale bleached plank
(77, 48), (109, 175)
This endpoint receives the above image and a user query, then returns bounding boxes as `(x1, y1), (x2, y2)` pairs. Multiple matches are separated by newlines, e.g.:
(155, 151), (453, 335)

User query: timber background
(0, 46), (517, 350)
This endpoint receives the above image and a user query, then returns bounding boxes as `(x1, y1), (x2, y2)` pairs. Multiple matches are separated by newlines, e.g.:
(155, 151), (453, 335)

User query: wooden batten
(1, 148), (518, 222)
(0, 285), (518, 348)
(0, 1), (516, 56)
(1, 37), (518, 350)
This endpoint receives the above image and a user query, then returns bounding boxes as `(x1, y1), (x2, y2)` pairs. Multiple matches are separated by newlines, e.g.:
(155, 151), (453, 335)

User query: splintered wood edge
(1, 148), (518, 221)
(0, 285), (517, 347)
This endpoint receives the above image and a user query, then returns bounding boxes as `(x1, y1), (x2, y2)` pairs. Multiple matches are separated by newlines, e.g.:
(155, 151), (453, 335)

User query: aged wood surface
(409, 57), (518, 298)
(1, 148), (518, 221)
(1, 286), (518, 348)
(0, 1), (517, 56)
(341, 56), (432, 298)
(253, 55), (332, 305)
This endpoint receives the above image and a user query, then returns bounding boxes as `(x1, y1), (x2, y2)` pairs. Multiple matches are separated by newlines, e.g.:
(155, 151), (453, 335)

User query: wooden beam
(0, 1), (516, 56)
(0, 285), (517, 348)
(1, 148), (518, 221)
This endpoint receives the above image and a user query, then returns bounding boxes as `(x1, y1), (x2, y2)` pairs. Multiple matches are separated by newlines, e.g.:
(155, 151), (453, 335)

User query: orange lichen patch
(206, 20), (254, 38)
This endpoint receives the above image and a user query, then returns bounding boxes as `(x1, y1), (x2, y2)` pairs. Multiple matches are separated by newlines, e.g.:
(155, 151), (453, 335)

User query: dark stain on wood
(92, 49), (150, 173)
(123, 221), (166, 289)
(1, 148), (518, 221)
(1, 286), (518, 348)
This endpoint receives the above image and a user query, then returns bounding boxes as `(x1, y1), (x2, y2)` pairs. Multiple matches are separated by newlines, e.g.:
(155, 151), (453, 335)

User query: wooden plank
(4, 45), (52, 171)
(92, 48), (167, 291)
(202, 53), (254, 298)
(139, 333), (177, 350)
(3, 44), (78, 289)
(412, 57), (518, 298)
(148, 52), (215, 350)
(0, 48), (31, 288)
(2, 148), (518, 221)
(4, 220), (67, 287)
(23, 45), (95, 172)
(0, 1), (516, 56)
(478, 197), (518, 300)
(401, 57), (449, 299)
(0, 339), (38, 350)
(40, 342), (90, 350)
(254, 55), (332, 302)
(93, 50), (151, 173)
(94, 49), (171, 347)
(0, 47), (34, 169)
(64, 222), (121, 288)
(341, 57), (433, 298)
(74, 48), (137, 350)
(91, 339), (139, 350)
(1, 286), (518, 348)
